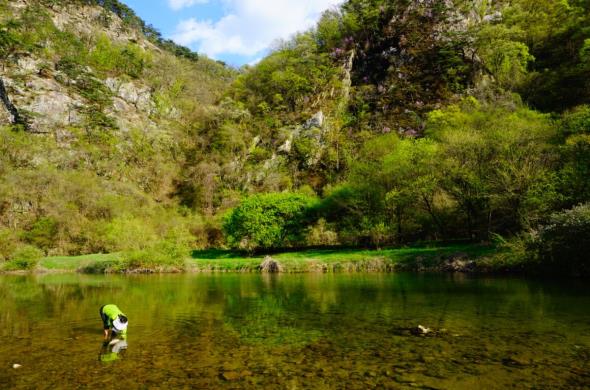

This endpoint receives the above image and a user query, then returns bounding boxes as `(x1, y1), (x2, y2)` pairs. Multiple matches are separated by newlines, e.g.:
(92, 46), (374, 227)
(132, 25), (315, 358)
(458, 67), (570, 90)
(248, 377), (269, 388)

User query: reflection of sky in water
(0, 274), (589, 388)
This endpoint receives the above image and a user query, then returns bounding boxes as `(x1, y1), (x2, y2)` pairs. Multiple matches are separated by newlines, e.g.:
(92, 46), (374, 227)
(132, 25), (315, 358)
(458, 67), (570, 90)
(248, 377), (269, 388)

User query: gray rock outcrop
(0, 77), (26, 128)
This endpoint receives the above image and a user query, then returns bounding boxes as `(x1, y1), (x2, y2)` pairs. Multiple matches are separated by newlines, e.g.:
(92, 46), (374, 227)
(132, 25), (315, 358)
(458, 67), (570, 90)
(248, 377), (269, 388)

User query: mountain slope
(0, 0), (234, 256)
(0, 0), (588, 265)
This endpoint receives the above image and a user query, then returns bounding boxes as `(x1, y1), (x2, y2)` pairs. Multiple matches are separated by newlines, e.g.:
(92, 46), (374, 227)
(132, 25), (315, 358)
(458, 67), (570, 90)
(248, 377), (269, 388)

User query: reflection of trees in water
(0, 273), (587, 343)
(220, 274), (324, 347)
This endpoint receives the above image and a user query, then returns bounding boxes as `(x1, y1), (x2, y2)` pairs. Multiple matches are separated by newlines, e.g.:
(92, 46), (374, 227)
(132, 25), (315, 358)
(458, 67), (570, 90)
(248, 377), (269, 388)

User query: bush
(89, 34), (150, 78)
(560, 105), (590, 138)
(22, 217), (58, 252)
(306, 218), (339, 246)
(118, 243), (189, 272)
(103, 217), (157, 252)
(223, 193), (317, 251)
(533, 203), (590, 275)
(5, 245), (43, 270)
(115, 225), (193, 272)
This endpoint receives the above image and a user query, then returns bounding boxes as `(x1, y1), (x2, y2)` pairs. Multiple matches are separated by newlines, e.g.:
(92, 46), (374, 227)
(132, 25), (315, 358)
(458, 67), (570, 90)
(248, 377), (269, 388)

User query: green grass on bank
(39, 253), (121, 271)
(1, 244), (497, 274)
(187, 244), (498, 273)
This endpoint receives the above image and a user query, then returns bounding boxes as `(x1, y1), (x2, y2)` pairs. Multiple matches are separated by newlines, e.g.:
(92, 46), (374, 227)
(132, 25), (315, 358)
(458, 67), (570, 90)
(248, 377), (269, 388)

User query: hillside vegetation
(0, 0), (589, 274)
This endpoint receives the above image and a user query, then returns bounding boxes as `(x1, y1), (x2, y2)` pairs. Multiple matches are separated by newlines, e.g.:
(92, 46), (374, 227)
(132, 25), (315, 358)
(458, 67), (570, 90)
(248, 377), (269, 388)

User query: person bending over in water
(99, 304), (128, 340)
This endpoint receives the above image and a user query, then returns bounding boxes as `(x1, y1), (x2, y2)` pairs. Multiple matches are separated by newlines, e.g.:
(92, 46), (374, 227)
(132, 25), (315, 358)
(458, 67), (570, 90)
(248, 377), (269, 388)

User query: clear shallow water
(0, 273), (589, 389)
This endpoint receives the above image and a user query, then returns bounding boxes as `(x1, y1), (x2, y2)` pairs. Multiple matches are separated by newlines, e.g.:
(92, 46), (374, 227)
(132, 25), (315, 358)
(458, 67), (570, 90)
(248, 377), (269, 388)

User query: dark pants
(99, 305), (109, 330)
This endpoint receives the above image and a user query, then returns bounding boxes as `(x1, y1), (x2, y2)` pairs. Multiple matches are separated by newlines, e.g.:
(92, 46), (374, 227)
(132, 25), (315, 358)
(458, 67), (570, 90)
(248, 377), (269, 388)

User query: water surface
(0, 273), (589, 389)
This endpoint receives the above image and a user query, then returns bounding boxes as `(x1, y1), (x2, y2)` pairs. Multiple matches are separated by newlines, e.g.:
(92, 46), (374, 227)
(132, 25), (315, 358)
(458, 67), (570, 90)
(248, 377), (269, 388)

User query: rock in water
(418, 325), (431, 334)
(220, 371), (240, 381)
(410, 325), (431, 336)
(259, 256), (283, 273)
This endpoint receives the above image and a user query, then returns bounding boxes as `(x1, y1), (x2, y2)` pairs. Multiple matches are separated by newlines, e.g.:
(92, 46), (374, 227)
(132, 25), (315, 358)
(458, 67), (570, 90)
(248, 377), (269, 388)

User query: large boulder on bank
(259, 256), (283, 273)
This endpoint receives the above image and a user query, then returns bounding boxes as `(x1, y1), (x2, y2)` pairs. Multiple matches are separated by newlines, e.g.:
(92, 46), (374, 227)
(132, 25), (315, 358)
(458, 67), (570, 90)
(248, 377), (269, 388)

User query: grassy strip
(39, 253), (121, 272)
(187, 244), (498, 273)
(0, 244), (498, 274)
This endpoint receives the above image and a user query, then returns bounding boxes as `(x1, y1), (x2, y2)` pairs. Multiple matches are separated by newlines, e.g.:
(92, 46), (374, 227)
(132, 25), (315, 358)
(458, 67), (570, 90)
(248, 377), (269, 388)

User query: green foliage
(559, 105), (590, 138)
(510, 0), (590, 111)
(478, 37), (534, 89)
(1, 0), (590, 277)
(5, 245), (43, 270)
(223, 193), (318, 250)
(102, 216), (157, 252)
(557, 106), (590, 206)
(0, 23), (20, 58)
(306, 218), (339, 246)
(230, 32), (338, 118)
(0, 228), (17, 261)
(427, 98), (556, 234)
(89, 34), (151, 78)
(580, 39), (590, 65)
(532, 203), (590, 275)
(22, 217), (58, 252)
(117, 227), (193, 271)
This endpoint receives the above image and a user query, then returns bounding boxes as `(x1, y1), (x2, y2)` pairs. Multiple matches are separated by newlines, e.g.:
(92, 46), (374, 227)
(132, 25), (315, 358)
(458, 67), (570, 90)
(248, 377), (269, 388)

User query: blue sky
(121, 0), (341, 67)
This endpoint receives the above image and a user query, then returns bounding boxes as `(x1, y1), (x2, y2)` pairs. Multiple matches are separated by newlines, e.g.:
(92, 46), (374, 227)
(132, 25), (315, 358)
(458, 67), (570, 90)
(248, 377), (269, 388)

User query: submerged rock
(393, 325), (446, 337)
(411, 325), (431, 336)
(502, 356), (530, 368)
(220, 371), (240, 381)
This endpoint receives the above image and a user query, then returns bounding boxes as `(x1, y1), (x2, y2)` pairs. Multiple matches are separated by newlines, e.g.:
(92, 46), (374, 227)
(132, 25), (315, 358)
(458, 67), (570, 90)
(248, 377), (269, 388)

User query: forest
(0, 0), (588, 274)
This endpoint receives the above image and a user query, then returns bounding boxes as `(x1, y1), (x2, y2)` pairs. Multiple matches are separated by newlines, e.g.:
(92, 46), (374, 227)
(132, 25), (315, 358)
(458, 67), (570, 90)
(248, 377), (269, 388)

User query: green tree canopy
(223, 193), (317, 251)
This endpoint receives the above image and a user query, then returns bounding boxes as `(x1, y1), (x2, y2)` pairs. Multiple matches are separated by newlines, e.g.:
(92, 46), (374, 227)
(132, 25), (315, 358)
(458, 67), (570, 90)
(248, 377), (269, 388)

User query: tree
(426, 98), (555, 237)
(533, 203), (590, 276)
(557, 105), (590, 206)
(223, 193), (317, 251)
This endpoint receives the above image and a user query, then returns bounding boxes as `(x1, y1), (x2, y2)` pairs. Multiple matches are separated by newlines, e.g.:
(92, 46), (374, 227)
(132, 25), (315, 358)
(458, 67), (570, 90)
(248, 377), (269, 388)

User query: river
(0, 273), (588, 389)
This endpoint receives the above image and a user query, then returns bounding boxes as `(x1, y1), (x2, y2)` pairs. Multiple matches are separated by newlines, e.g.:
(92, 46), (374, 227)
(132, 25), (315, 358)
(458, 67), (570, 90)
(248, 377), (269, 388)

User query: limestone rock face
(103, 78), (156, 131)
(49, 3), (152, 49)
(106, 78), (154, 113)
(0, 1), (161, 137)
(304, 110), (324, 129)
(4, 75), (84, 132)
(16, 57), (41, 75)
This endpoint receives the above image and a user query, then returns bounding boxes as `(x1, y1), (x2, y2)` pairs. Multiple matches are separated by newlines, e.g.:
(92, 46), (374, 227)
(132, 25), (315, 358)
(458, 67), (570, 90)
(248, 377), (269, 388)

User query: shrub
(5, 245), (43, 270)
(89, 34), (150, 78)
(306, 218), (339, 246)
(223, 193), (317, 251)
(533, 203), (590, 275)
(115, 225), (194, 272)
(103, 217), (157, 252)
(22, 217), (58, 252)
(560, 105), (590, 138)
(118, 243), (189, 272)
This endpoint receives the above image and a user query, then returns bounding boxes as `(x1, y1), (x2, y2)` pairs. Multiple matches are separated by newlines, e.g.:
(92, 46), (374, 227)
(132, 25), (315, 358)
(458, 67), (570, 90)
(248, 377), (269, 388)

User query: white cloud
(171, 0), (341, 59)
(248, 57), (263, 66)
(168, 0), (209, 11)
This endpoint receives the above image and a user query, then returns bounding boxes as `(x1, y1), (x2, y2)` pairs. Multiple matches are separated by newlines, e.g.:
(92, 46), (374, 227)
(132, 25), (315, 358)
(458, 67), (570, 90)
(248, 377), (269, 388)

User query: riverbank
(0, 244), (504, 274)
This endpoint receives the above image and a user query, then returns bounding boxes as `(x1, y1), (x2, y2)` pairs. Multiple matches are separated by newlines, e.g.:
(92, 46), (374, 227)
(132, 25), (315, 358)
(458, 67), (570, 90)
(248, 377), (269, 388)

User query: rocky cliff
(0, 0), (231, 137)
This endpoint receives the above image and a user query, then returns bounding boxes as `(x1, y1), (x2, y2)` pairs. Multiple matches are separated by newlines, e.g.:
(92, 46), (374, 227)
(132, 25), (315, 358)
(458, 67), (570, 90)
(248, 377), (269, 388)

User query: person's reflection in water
(99, 336), (128, 363)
